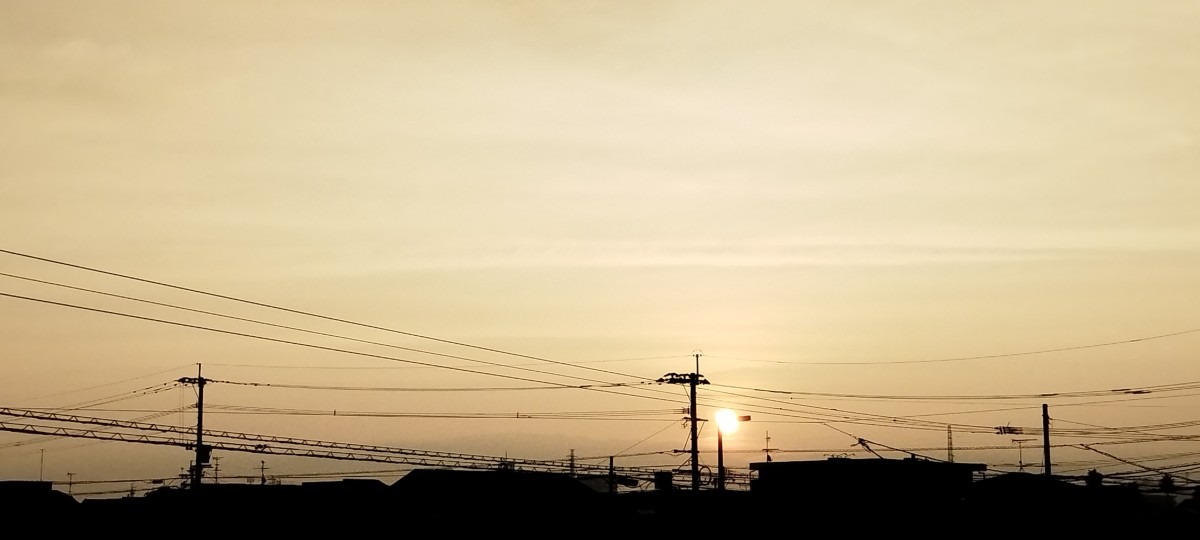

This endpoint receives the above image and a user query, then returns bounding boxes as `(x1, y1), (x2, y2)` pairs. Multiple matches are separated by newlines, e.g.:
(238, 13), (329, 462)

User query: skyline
(3, 1), (1200, 496)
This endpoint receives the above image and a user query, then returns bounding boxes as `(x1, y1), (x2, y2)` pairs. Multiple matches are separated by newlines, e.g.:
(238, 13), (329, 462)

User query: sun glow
(715, 409), (741, 434)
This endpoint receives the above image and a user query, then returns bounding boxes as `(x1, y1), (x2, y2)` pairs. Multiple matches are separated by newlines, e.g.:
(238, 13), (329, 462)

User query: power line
(0, 270), (657, 385)
(206, 354), (688, 371)
(0, 249), (664, 382)
(704, 327), (1200, 365)
(1076, 444), (1197, 486)
(0, 409), (673, 479)
(0, 291), (692, 408)
(210, 378), (646, 392)
(598, 421), (685, 461)
(0, 286), (969, 434)
(0, 383), (184, 452)
(202, 404), (685, 421)
(9, 364), (195, 404)
(0, 251), (1094, 438)
(0, 405), (690, 420)
(700, 385), (1003, 435)
(708, 378), (1200, 401)
(12, 254), (1197, 453)
(1, 290), (1001, 434)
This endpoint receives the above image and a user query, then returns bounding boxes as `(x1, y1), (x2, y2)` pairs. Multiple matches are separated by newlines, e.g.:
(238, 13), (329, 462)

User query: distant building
(749, 456), (986, 518)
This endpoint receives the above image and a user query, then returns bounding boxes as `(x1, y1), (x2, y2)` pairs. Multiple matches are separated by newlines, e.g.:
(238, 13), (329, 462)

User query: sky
(2, 1), (1200, 497)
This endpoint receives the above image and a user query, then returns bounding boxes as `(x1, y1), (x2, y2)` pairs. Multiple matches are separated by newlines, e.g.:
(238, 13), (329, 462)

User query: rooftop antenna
(763, 431), (778, 462)
(1013, 438), (1036, 472)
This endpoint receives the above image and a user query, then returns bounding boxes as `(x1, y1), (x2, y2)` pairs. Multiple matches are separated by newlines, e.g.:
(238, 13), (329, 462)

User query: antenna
(763, 431), (778, 462)
(1012, 438), (1036, 472)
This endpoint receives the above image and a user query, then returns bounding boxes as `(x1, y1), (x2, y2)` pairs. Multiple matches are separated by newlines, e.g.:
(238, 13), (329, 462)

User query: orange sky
(2, 1), (1199, 494)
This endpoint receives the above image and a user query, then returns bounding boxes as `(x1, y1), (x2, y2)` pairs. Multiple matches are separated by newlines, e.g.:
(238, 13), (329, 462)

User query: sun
(715, 409), (741, 434)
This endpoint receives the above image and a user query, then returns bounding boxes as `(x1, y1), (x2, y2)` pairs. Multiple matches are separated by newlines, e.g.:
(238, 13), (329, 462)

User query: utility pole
(39, 449), (44, 481)
(689, 352), (700, 492)
(608, 456), (616, 494)
(569, 449), (576, 478)
(1042, 403), (1052, 478)
(947, 425), (955, 463)
(259, 460), (269, 485)
(67, 472), (75, 495)
(179, 363), (209, 490)
(657, 352), (709, 491)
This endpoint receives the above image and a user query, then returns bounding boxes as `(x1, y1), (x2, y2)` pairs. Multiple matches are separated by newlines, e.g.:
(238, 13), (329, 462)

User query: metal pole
(717, 427), (725, 491)
(180, 363), (209, 490)
(195, 364), (205, 489)
(1042, 403), (1052, 478)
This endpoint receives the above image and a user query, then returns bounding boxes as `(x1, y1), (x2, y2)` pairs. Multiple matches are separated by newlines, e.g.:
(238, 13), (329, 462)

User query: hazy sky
(2, 1), (1199, 494)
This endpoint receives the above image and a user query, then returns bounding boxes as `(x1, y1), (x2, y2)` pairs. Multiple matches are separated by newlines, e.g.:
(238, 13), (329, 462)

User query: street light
(715, 409), (750, 491)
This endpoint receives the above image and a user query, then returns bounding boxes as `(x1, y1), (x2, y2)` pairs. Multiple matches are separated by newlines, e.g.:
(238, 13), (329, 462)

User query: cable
(203, 404), (685, 421)
(704, 327), (1200, 365)
(0, 291), (692, 407)
(0, 271), (656, 386)
(700, 385), (1003, 434)
(10, 364), (195, 404)
(600, 422), (686, 460)
(1075, 444), (1197, 486)
(1, 287), (1042, 440)
(1, 254), (1062, 437)
(14, 268), (1197, 460)
(0, 250), (665, 381)
(0, 383), (183, 452)
(0, 277), (712, 411)
(210, 378), (646, 392)
(709, 378), (1200, 401)
(207, 354), (686, 370)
